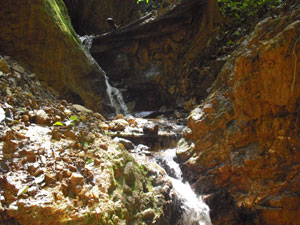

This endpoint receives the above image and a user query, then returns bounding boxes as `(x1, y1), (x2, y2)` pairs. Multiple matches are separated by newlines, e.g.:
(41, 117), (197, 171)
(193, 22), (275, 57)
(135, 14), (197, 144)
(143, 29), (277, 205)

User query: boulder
(0, 0), (110, 113)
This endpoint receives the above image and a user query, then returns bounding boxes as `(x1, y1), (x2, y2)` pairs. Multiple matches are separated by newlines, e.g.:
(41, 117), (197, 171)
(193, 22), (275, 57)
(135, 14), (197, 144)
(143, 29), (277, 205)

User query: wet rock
(126, 116), (137, 126)
(143, 122), (158, 135)
(113, 137), (134, 150)
(176, 138), (195, 162)
(109, 119), (129, 131)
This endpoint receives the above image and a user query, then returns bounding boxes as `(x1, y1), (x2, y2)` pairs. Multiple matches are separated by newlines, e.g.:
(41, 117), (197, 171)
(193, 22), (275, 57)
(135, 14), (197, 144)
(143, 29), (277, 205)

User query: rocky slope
(179, 4), (300, 225)
(0, 56), (174, 224)
(0, 0), (110, 113)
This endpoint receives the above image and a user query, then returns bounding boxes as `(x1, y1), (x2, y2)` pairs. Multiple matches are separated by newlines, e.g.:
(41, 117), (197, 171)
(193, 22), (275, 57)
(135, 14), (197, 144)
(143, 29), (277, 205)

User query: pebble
(99, 122), (109, 130)
(72, 104), (93, 113)
(100, 143), (108, 150)
(109, 119), (129, 131)
(113, 137), (134, 150)
(69, 173), (85, 190)
(93, 112), (105, 121)
(0, 58), (10, 73)
(33, 109), (49, 125)
(64, 109), (72, 116)
(78, 151), (85, 158)
(115, 114), (124, 119)
(80, 115), (87, 123)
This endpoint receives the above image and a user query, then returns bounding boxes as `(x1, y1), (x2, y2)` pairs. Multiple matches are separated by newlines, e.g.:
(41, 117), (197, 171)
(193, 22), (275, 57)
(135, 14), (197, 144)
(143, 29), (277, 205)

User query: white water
(104, 77), (129, 115)
(156, 149), (212, 225)
(79, 35), (129, 115)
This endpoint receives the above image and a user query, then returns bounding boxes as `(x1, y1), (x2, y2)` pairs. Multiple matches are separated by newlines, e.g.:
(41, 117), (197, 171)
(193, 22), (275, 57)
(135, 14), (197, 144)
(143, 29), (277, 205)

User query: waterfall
(79, 35), (129, 115)
(154, 148), (212, 225)
(104, 76), (129, 115)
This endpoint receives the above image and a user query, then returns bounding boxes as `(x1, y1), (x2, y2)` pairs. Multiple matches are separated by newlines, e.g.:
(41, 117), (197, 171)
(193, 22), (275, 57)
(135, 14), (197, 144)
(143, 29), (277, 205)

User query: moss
(44, 0), (81, 46)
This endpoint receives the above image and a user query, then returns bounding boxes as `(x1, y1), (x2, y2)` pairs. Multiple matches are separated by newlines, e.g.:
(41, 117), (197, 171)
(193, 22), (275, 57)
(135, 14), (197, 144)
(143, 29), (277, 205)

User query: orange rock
(183, 7), (300, 225)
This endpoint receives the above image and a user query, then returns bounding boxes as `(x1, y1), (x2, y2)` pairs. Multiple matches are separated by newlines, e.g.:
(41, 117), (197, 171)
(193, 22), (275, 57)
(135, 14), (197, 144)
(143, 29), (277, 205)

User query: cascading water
(79, 35), (129, 115)
(80, 35), (211, 224)
(104, 77), (129, 115)
(154, 148), (212, 225)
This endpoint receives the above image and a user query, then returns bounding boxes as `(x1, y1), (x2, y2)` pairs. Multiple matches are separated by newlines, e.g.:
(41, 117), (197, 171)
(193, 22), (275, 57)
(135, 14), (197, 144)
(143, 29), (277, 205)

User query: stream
(80, 35), (212, 225)
(153, 148), (212, 225)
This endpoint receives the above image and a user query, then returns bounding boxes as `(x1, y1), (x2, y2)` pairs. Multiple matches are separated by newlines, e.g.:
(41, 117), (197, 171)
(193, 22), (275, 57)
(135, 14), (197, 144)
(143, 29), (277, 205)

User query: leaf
(53, 121), (64, 126)
(69, 115), (79, 122)
(0, 107), (5, 123)
(233, 30), (241, 36)
(84, 141), (89, 147)
(0, 71), (3, 76)
(17, 185), (29, 196)
(86, 158), (93, 164)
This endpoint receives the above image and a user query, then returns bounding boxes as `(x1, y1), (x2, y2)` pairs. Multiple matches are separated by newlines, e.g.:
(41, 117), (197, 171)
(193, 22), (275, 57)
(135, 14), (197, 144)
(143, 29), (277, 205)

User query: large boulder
(0, 0), (111, 113)
(180, 5), (300, 225)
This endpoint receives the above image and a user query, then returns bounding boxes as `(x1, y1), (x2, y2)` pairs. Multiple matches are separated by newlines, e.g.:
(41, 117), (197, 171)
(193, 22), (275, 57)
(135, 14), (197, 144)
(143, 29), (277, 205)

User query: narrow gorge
(0, 0), (300, 225)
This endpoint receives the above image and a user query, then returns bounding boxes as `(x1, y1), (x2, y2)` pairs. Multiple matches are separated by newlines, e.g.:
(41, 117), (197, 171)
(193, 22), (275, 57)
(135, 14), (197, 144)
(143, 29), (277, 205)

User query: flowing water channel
(80, 35), (129, 115)
(80, 35), (212, 225)
(153, 148), (212, 225)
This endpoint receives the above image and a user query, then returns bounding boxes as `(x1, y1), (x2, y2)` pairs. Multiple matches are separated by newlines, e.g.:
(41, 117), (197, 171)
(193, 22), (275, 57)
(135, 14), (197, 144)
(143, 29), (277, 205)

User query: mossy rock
(0, 0), (110, 112)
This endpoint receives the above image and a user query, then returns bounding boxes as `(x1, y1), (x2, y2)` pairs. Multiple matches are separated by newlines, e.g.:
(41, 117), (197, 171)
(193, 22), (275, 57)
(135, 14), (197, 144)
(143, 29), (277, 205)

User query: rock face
(0, 0), (111, 113)
(179, 5), (300, 225)
(63, 0), (138, 35)
(91, 0), (222, 110)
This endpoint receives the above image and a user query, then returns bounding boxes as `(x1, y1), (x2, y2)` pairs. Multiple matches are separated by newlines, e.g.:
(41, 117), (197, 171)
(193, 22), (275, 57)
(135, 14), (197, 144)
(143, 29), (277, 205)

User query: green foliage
(86, 158), (93, 164)
(53, 121), (64, 126)
(69, 115), (79, 122)
(137, 0), (149, 3)
(17, 185), (29, 196)
(218, 0), (282, 24)
(83, 141), (89, 148)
